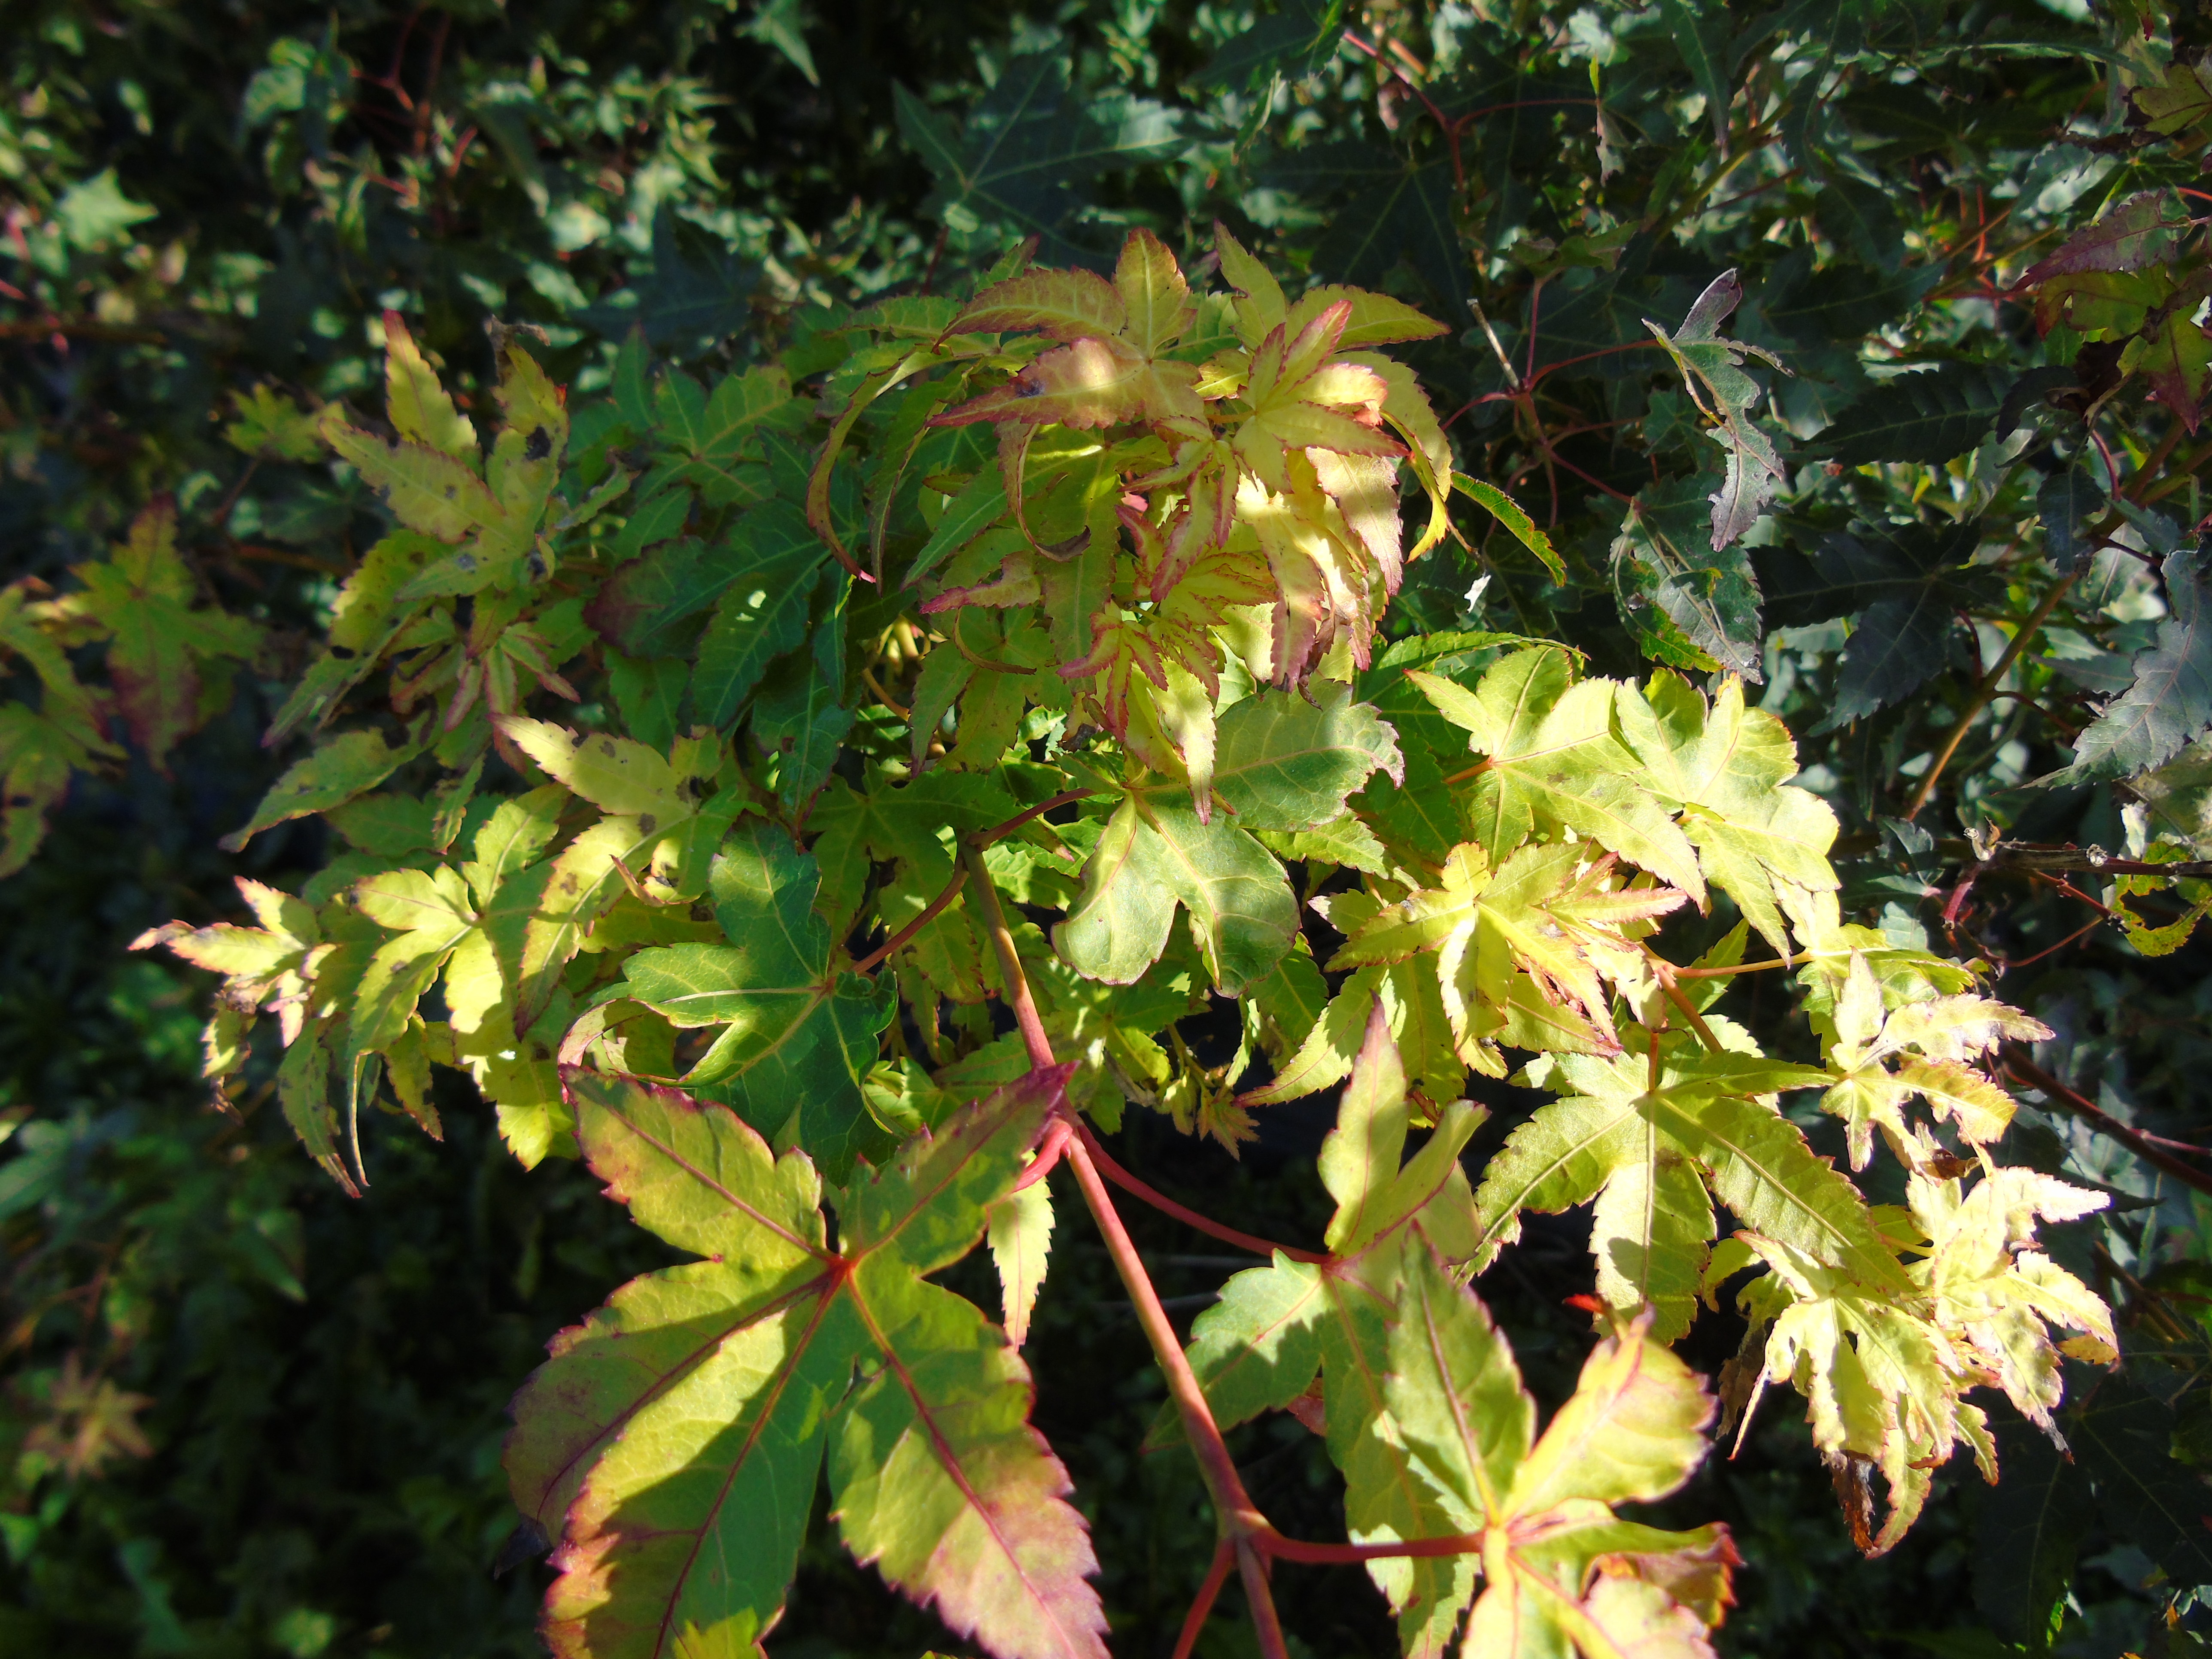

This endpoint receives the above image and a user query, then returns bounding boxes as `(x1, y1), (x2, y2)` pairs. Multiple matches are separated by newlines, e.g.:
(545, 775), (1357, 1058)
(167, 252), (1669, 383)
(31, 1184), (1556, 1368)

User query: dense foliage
(8, 1), (2212, 1655)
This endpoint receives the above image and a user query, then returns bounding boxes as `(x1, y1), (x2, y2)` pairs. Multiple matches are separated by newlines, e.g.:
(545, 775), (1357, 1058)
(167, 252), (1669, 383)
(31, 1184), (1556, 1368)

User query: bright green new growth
(137, 231), (2115, 1659)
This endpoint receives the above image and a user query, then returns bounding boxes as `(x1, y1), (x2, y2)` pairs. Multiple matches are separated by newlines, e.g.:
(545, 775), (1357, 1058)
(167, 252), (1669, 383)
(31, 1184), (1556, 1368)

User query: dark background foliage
(6, 1), (2212, 1654)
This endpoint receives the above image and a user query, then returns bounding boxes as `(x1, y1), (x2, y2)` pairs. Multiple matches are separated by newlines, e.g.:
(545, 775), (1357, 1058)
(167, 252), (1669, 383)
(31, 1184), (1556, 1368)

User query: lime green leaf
(1616, 671), (1838, 955)
(1454, 476), (1565, 583)
(1386, 1242), (1533, 1527)
(223, 383), (324, 463)
(319, 404), (511, 547)
(1212, 685), (1403, 830)
(221, 728), (419, 851)
(499, 717), (691, 823)
(1319, 1000), (1410, 1253)
(1054, 794), (1297, 995)
(1408, 651), (1706, 902)
(1148, 1253), (1326, 1450)
(277, 1022), (358, 1197)
(987, 1181), (1054, 1349)
(510, 1071), (852, 1656)
(379, 313), (477, 459)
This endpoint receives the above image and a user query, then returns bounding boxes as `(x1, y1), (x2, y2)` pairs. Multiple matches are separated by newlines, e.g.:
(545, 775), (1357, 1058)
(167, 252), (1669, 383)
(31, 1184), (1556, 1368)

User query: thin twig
(2004, 1052), (2212, 1200)
(1076, 1125), (1327, 1263)
(1173, 1541), (1236, 1659)
(1905, 571), (2076, 820)
(1673, 951), (1812, 979)
(976, 788), (1097, 848)
(847, 866), (967, 975)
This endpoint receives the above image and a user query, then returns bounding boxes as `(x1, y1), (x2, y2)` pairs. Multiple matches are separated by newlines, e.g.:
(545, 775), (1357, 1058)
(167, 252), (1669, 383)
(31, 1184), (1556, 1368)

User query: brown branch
(976, 788), (1098, 849)
(2003, 1051), (2212, 1200)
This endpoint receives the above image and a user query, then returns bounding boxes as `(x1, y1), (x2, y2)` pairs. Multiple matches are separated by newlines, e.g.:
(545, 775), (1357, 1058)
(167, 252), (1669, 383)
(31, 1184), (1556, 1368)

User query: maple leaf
(617, 818), (896, 1179)
(934, 231), (1206, 429)
(55, 498), (261, 771)
(1331, 842), (1687, 1070)
(1914, 1166), (2116, 1425)
(1053, 790), (1299, 996)
(2016, 189), (2192, 285)
(1716, 1156), (2111, 1558)
(1392, 1257), (1737, 1659)
(490, 720), (741, 1030)
(347, 787), (567, 1066)
(21, 1355), (156, 1482)
(505, 1067), (1108, 1659)
(1615, 670), (1839, 957)
(1644, 271), (1788, 553)
(1815, 952), (2053, 1167)
(1472, 1024), (1891, 1341)
(1229, 298), (1403, 495)
(1173, 1013), (1729, 1655)
(132, 876), (365, 1186)
(1407, 648), (1707, 901)
(317, 315), (567, 596)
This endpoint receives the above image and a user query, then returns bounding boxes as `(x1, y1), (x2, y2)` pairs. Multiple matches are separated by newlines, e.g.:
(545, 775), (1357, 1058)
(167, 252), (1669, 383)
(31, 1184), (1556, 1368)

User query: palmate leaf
(60, 499), (261, 771)
(222, 727), (422, 851)
(1612, 477), (1765, 680)
(1332, 841), (1688, 1066)
(893, 53), (1181, 265)
(1615, 670), (1838, 956)
(1814, 362), (2013, 467)
(1393, 1250), (1735, 1659)
(1170, 1009), (1485, 1652)
(1407, 648), (1706, 900)
(506, 1067), (1107, 1659)
(619, 818), (896, 1179)
(1052, 791), (1297, 995)
(1471, 1027), (1888, 1341)
(2051, 547), (2212, 781)
(1723, 1163), (2113, 1556)
(1210, 684), (1403, 829)
(1643, 271), (1788, 554)
(1178, 1016), (1726, 1657)
(1258, 142), (1467, 320)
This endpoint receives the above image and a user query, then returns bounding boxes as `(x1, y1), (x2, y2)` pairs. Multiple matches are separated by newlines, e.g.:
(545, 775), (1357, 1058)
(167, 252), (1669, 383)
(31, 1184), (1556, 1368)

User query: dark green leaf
(688, 505), (827, 729)
(894, 55), (1182, 266)
(1816, 362), (2014, 466)
(1613, 476), (1765, 680)
(579, 209), (760, 348)
(1971, 1416), (2088, 1645)
(2069, 1379), (2212, 1588)
(1260, 143), (1466, 319)
(2055, 549), (2212, 781)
